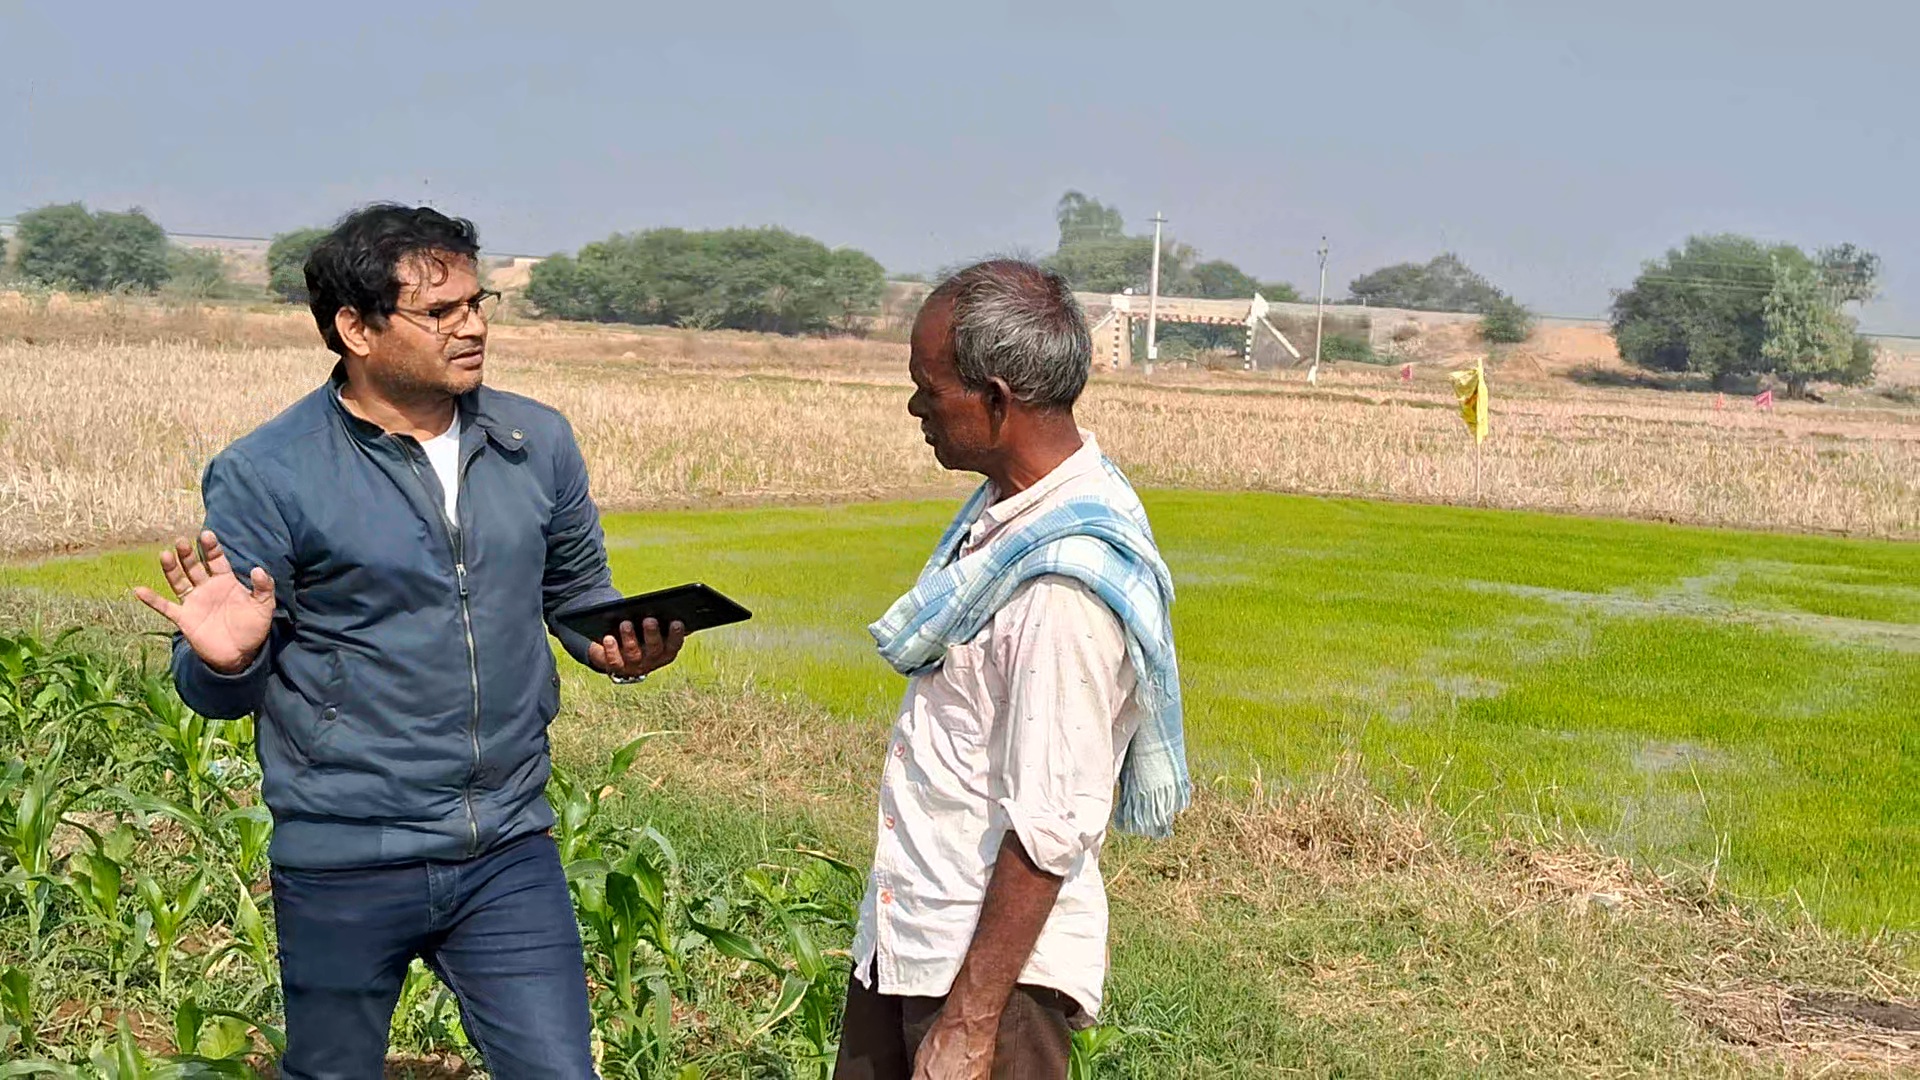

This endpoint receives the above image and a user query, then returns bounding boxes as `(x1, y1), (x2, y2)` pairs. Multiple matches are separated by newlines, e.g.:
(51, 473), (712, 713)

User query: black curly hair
(303, 204), (481, 357)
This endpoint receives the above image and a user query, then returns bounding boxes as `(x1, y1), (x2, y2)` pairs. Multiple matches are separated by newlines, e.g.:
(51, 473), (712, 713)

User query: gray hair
(930, 260), (1091, 409)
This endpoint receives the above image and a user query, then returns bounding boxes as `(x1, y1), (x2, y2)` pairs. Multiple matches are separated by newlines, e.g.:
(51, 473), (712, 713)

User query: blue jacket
(172, 368), (618, 869)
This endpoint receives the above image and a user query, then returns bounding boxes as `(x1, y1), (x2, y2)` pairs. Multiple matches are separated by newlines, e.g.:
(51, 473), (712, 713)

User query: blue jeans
(270, 831), (596, 1080)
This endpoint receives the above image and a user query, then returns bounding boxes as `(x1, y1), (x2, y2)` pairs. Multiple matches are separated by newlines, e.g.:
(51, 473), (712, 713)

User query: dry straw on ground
(1, 298), (1916, 557)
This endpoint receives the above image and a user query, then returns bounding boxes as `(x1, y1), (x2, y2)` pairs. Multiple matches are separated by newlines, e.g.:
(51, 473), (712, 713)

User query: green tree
(1479, 295), (1535, 344)
(1054, 191), (1126, 247)
(524, 253), (593, 319)
(1348, 253), (1508, 313)
(267, 227), (330, 304)
(14, 204), (170, 292)
(1044, 236), (1155, 294)
(165, 246), (230, 299)
(1761, 261), (1858, 396)
(93, 210), (170, 291)
(15, 203), (104, 289)
(1612, 234), (1879, 392)
(0, 231), (9, 277)
(525, 226), (886, 335)
(1816, 243), (1880, 305)
(1612, 235), (1787, 380)
(822, 248), (887, 333)
(1190, 260), (1257, 299)
(1258, 280), (1303, 302)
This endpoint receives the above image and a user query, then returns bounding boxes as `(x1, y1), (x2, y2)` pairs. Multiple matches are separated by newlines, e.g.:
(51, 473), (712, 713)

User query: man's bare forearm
(942, 832), (1065, 1031)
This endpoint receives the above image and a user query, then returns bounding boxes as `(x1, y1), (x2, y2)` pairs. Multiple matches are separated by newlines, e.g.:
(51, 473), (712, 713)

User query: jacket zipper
(402, 438), (483, 858)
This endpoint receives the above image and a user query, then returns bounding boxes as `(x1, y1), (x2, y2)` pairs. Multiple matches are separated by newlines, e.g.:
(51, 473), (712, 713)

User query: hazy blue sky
(5, 0), (1917, 329)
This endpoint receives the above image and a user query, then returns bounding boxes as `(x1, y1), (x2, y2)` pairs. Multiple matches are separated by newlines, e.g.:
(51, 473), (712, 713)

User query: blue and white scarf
(867, 458), (1190, 839)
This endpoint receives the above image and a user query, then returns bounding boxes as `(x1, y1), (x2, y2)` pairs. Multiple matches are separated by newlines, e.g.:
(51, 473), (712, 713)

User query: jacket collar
(325, 362), (526, 453)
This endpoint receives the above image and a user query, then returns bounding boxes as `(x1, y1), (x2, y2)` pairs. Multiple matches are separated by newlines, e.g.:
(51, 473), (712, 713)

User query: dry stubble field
(1, 296), (1916, 557)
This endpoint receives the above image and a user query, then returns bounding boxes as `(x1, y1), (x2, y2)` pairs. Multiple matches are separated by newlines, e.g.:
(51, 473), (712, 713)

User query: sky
(5, 0), (1918, 331)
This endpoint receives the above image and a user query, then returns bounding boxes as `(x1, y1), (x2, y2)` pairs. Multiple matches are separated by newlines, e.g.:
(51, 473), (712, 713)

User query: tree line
(1040, 190), (1884, 392)
(2, 197), (1889, 392)
(0, 206), (892, 339)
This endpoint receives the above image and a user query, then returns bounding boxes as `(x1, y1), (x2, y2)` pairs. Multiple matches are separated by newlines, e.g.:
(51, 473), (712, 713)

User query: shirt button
(879, 888), (894, 905)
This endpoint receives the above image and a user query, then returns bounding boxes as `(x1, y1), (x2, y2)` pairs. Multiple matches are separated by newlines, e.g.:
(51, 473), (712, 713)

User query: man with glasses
(134, 204), (681, 1079)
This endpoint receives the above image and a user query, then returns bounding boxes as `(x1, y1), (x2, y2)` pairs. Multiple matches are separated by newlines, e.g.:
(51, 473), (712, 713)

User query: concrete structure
(1078, 291), (1303, 370)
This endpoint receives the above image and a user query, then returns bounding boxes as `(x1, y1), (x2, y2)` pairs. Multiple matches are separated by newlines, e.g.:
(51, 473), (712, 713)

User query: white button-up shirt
(852, 434), (1144, 1018)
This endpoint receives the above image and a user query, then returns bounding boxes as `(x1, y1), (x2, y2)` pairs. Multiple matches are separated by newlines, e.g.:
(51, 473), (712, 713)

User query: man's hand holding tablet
(560, 584), (753, 685)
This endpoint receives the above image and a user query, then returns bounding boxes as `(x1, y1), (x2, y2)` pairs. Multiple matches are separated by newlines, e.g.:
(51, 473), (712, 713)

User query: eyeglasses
(391, 289), (502, 336)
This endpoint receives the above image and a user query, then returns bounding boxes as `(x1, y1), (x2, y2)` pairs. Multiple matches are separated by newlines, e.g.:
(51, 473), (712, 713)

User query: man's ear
(335, 308), (374, 359)
(984, 377), (1015, 437)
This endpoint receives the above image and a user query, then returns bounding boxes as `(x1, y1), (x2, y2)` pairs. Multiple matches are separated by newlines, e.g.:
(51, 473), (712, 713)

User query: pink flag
(1714, 393), (1725, 411)
(1755, 388), (1774, 411)
(1401, 363), (1413, 383)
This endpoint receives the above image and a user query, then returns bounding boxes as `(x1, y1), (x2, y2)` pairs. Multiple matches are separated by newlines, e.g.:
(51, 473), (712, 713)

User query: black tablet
(555, 583), (752, 643)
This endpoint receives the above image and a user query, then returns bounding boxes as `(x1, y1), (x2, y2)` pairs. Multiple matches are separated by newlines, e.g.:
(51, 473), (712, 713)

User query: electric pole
(1146, 212), (1166, 376)
(1310, 236), (1328, 386)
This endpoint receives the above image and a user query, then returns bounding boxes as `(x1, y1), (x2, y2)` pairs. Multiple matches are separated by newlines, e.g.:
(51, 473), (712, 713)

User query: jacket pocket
(304, 650), (348, 764)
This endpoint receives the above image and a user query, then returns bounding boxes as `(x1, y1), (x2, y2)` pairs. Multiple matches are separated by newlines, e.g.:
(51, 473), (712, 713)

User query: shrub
(1840, 336), (1878, 387)
(266, 227), (330, 304)
(1479, 296), (1535, 343)
(164, 246), (231, 299)
(1320, 332), (1377, 364)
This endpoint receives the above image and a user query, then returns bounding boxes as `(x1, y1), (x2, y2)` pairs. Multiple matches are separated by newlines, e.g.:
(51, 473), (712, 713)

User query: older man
(837, 262), (1189, 1080)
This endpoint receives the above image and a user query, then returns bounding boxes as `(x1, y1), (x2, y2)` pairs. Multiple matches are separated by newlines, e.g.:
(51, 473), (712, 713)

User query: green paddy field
(11, 491), (1915, 932)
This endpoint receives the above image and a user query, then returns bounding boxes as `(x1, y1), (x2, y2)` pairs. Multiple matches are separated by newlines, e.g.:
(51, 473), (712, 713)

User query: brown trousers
(833, 975), (1081, 1080)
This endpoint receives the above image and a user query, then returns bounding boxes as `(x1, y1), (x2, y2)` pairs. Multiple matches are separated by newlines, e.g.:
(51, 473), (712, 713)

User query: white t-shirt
(421, 420), (462, 524)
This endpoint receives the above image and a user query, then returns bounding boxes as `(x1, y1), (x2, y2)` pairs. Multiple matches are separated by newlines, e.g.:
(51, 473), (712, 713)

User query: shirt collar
(967, 430), (1103, 548)
(325, 362), (524, 453)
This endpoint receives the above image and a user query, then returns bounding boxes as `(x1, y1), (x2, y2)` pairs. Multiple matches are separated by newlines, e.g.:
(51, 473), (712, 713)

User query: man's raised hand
(133, 530), (275, 675)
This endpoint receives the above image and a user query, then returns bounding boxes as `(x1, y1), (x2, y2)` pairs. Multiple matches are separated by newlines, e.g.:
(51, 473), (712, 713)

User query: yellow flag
(1450, 360), (1489, 444)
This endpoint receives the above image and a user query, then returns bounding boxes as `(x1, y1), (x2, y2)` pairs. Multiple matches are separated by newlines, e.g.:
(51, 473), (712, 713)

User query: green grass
(6, 491), (1916, 932)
